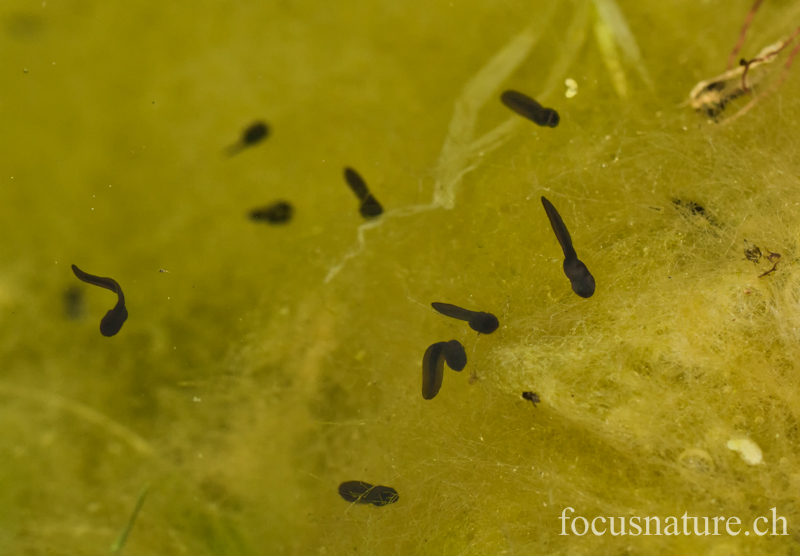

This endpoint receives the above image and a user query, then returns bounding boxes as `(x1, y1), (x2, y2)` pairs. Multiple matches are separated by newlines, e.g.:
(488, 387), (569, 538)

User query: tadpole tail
(430, 302), (474, 322)
(71, 265), (125, 305)
(541, 197), (576, 259)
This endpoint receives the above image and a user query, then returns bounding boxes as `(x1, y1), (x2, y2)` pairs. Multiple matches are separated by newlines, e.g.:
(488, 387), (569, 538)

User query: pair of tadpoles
(421, 303), (499, 400)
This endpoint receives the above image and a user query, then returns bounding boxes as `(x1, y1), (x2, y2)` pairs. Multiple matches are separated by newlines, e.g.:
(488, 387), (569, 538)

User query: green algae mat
(3, 0), (800, 554)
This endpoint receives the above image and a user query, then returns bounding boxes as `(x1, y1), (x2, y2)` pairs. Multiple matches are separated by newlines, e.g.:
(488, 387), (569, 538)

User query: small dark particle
(225, 121), (270, 156)
(743, 239), (761, 264)
(422, 342), (446, 400)
(764, 247), (781, 263)
(338, 481), (399, 507)
(71, 265), (128, 337)
(249, 200), (294, 225)
(338, 481), (373, 504)
(343, 167), (383, 219)
(522, 391), (540, 406)
(442, 340), (467, 372)
(541, 197), (595, 298)
(758, 260), (780, 278)
(63, 286), (84, 320)
(431, 302), (499, 334)
(158, 269), (170, 273)
(672, 198), (719, 226)
(500, 90), (559, 127)
(672, 199), (705, 217)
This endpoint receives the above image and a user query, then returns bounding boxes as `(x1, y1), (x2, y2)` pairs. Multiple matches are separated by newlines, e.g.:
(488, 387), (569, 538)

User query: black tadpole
(249, 200), (294, 225)
(540, 197), (595, 298)
(522, 391), (540, 406)
(225, 121), (270, 156)
(338, 481), (399, 507)
(422, 339), (469, 400)
(71, 265), (128, 336)
(442, 340), (467, 372)
(430, 302), (499, 334)
(500, 90), (559, 128)
(421, 342), (446, 400)
(343, 167), (384, 219)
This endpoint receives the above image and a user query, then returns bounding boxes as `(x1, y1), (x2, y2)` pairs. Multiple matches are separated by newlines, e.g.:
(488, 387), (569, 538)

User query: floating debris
(743, 239), (762, 264)
(565, 78), (578, 98)
(727, 437), (763, 465)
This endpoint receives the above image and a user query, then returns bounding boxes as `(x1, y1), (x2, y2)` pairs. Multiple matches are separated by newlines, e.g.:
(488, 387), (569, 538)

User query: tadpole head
(100, 305), (128, 337)
(242, 121), (269, 145)
(359, 195), (384, 218)
(539, 108), (560, 128)
(468, 312), (499, 334)
(571, 273), (596, 298)
(442, 340), (467, 371)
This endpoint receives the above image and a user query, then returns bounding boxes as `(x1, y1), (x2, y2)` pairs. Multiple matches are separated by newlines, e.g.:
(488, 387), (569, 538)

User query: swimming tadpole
(540, 197), (595, 298)
(500, 90), (560, 127)
(225, 120), (270, 156)
(343, 167), (384, 219)
(248, 200), (294, 225)
(430, 302), (499, 334)
(71, 265), (128, 336)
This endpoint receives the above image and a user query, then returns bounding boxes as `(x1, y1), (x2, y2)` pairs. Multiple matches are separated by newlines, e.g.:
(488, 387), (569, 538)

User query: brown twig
(739, 26), (800, 93)
(758, 260), (780, 278)
(726, 32), (800, 123)
(728, 0), (765, 70)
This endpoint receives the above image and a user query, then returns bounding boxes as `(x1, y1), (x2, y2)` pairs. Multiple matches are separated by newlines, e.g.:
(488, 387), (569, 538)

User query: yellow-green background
(2, 0), (800, 553)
